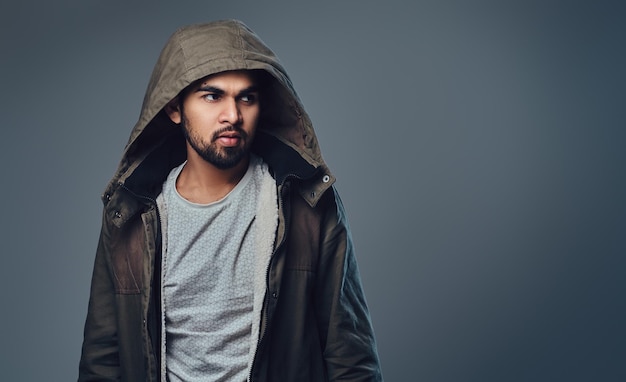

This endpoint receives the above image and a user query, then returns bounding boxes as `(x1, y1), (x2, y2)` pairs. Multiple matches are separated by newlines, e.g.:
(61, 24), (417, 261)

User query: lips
(216, 131), (242, 147)
(212, 125), (248, 147)
(218, 131), (241, 139)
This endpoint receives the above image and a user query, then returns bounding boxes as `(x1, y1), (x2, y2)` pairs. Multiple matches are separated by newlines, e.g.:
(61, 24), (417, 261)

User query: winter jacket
(78, 20), (382, 382)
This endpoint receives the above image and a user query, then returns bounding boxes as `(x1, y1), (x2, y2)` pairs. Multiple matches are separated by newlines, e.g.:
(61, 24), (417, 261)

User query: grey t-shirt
(162, 156), (264, 382)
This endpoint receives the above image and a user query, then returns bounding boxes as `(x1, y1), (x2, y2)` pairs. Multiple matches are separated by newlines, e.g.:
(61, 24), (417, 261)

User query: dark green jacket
(78, 20), (382, 382)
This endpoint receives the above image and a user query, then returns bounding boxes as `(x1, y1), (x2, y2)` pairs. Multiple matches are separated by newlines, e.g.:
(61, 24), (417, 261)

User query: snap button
(114, 211), (122, 219)
(272, 292), (278, 299)
(322, 175), (330, 183)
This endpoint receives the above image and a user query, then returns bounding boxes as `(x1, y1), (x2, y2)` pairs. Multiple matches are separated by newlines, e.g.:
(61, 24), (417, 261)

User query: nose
(219, 98), (242, 125)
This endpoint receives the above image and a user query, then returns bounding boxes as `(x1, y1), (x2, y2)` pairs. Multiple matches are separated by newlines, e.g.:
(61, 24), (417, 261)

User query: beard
(181, 116), (252, 170)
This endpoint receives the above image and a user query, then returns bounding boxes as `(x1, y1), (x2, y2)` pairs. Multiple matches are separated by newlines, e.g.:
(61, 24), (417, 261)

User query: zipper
(248, 175), (296, 381)
(118, 182), (162, 381)
(119, 182), (158, 206)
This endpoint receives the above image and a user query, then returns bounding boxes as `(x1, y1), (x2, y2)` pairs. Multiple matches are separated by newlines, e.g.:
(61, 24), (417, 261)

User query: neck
(176, 150), (250, 204)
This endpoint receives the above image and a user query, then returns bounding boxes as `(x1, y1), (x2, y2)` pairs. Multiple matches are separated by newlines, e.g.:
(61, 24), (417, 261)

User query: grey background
(1, 1), (625, 381)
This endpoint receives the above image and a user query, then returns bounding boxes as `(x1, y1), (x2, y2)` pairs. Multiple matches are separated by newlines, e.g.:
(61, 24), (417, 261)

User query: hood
(105, 20), (333, 207)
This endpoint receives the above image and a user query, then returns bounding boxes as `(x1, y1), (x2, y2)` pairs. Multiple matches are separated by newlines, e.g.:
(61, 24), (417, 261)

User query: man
(79, 20), (382, 382)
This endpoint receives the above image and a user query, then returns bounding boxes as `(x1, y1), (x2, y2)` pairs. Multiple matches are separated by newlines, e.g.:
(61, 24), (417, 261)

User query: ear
(165, 98), (182, 124)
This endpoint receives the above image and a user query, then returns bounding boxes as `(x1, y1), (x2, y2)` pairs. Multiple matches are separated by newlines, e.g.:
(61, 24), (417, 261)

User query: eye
(239, 93), (258, 104)
(203, 93), (220, 101)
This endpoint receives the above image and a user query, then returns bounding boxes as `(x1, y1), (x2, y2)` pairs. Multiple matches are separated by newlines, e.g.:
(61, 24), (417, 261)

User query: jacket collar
(252, 131), (335, 207)
(103, 130), (334, 228)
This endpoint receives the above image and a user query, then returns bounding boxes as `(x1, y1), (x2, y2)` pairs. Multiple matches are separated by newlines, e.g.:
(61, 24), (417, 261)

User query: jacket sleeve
(315, 189), (383, 381)
(78, 213), (121, 381)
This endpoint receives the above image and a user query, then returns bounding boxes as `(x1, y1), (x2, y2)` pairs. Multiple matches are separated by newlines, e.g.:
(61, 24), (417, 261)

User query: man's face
(167, 70), (261, 169)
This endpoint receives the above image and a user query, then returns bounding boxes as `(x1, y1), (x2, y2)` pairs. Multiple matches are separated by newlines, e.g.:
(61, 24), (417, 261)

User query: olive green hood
(106, 19), (333, 202)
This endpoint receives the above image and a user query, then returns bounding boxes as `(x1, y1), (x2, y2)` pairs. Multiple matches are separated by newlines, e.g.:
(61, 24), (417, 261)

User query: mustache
(211, 125), (248, 142)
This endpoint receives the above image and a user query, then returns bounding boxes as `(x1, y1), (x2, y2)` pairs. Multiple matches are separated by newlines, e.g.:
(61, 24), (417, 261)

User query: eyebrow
(195, 85), (259, 96)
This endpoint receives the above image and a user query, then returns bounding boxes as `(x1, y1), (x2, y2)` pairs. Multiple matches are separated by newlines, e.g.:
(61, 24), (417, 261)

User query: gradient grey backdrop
(1, 1), (624, 381)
